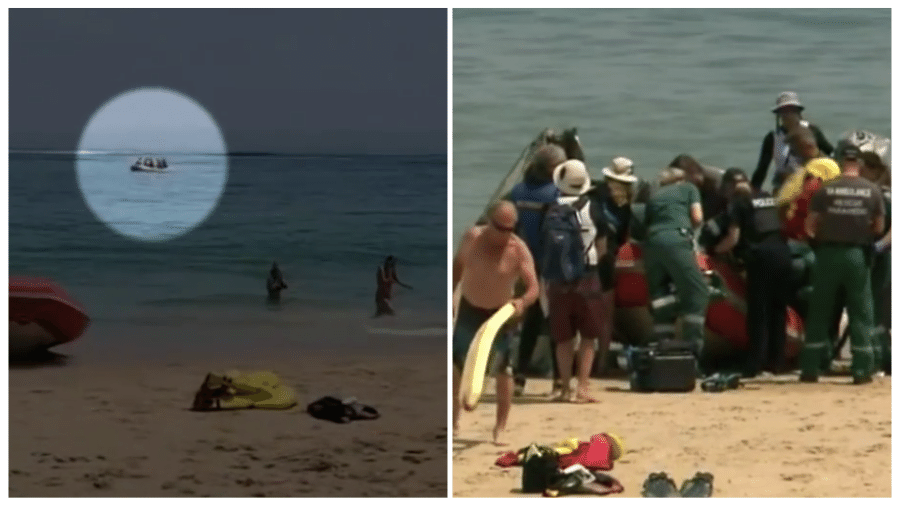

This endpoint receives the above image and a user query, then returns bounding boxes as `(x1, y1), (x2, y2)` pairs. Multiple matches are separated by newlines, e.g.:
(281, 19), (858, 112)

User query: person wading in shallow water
(374, 255), (412, 317)
(266, 262), (288, 303)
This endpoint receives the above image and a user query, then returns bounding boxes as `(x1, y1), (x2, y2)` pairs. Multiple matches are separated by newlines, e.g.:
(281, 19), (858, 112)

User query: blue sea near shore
(9, 151), (447, 359)
(453, 8), (891, 246)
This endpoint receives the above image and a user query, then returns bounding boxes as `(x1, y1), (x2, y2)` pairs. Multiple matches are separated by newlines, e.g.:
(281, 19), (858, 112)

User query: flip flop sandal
(641, 472), (680, 497)
(722, 372), (742, 390)
(701, 373), (725, 393)
(551, 389), (574, 403)
(679, 471), (714, 498)
(702, 372), (742, 392)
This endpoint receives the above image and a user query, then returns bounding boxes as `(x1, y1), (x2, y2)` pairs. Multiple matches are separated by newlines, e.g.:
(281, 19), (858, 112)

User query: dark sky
(9, 9), (447, 155)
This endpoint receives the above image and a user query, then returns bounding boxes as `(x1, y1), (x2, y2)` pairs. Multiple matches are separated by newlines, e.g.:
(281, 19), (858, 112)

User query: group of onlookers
(451, 91), (890, 444)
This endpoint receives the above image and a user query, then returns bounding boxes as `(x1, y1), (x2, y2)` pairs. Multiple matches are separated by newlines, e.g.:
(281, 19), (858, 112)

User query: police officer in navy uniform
(508, 144), (567, 395)
(712, 168), (793, 377)
(802, 145), (885, 384)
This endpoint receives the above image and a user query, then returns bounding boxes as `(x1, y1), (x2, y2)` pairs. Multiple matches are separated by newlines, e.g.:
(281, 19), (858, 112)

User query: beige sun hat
(602, 156), (639, 184)
(772, 91), (804, 112)
(553, 159), (592, 196)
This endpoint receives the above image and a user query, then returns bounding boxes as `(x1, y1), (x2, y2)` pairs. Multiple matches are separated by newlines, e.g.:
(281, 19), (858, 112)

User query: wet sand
(453, 375), (891, 497)
(9, 323), (447, 497)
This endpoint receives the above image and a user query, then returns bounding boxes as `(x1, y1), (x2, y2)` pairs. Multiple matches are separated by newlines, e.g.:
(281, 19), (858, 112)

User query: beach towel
(191, 370), (298, 411)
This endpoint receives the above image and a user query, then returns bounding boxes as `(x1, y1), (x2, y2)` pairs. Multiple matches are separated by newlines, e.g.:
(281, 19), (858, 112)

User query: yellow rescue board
(458, 302), (516, 411)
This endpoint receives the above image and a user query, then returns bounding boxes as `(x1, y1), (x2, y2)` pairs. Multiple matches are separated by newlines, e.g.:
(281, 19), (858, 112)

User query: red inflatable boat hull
(9, 277), (90, 352)
(613, 244), (804, 360)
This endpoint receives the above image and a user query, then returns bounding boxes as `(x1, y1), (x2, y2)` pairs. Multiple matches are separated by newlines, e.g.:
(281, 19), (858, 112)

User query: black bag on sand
(627, 340), (697, 393)
(521, 445), (562, 493)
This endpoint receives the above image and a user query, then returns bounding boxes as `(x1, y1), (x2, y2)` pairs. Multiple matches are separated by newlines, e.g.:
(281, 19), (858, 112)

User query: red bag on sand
(557, 434), (614, 471)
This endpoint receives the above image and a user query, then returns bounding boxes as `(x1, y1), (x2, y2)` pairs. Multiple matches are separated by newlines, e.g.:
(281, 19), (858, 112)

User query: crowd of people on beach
(452, 91), (890, 444)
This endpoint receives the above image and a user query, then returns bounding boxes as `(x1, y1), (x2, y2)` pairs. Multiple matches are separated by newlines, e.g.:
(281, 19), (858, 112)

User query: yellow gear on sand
(776, 158), (841, 205)
(196, 370), (298, 410)
(606, 433), (625, 460)
(553, 437), (580, 455)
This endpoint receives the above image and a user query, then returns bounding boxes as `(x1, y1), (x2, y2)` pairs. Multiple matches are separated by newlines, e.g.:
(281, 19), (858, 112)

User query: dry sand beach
(9, 319), (447, 498)
(453, 375), (891, 498)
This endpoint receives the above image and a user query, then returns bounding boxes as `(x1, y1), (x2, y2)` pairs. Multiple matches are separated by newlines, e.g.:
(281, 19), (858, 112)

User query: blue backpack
(540, 196), (591, 283)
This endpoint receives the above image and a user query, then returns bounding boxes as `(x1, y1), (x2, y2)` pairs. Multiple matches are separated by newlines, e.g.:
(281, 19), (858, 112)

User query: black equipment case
(626, 340), (697, 393)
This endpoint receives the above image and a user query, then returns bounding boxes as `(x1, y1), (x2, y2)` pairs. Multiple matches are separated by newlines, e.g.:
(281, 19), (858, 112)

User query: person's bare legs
(575, 338), (599, 403)
(493, 371), (513, 446)
(452, 366), (461, 437)
(554, 338), (575, 401)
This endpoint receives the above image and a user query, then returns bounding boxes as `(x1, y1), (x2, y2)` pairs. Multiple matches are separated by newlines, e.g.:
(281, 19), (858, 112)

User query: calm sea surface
(9, 152), (447, 344)
(453, 8), (891, 246)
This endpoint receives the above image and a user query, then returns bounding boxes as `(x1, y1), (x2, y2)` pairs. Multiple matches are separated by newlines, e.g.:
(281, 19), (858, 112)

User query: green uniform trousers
(644, 230), (708, 348)
(800, 245), (875, 380)
(871, 249), (890, 370)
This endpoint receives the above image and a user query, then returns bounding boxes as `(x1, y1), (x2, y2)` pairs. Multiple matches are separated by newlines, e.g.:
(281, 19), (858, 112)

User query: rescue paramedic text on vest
(801, 173), (885, 384)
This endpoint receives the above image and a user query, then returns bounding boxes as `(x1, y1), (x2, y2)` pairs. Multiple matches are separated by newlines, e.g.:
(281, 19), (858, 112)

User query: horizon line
(9, 148), (447, 158)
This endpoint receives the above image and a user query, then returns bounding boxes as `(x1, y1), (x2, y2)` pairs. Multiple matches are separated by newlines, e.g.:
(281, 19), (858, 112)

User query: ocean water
(76, 152), (228, 242)
(9, 151), (447, 348)
(453, 8), (891, 246)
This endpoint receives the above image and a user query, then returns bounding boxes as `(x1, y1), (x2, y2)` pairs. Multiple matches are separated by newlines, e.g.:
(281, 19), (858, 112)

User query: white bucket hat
(553, 159), (592, 196)
(602, 156), (639, 184)
(772, 91), (804, 112)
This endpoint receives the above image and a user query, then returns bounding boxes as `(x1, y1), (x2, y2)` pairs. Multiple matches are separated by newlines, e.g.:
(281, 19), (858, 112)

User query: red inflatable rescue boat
(9, 277), (90, 353)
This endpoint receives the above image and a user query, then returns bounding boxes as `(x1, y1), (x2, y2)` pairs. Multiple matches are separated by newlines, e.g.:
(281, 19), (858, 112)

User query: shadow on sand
(9, 349), (70, 369)
(452, 437), (486, 455)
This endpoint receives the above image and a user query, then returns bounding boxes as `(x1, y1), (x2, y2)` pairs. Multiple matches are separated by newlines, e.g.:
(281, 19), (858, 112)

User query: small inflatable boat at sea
(131, 156), (169, 172)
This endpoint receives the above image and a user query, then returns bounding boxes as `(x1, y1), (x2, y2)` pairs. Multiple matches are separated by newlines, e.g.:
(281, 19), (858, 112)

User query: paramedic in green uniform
(802, 145), (885, 384)
(859, 151), (891, 375)
(643, 167), (707, 352)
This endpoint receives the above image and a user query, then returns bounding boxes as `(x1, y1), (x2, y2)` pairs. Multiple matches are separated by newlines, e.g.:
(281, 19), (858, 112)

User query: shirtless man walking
(452, 200), (540, 445)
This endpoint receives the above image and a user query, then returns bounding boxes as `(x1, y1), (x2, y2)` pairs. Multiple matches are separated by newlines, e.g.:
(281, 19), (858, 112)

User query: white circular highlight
(76, 87), (228, 242)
